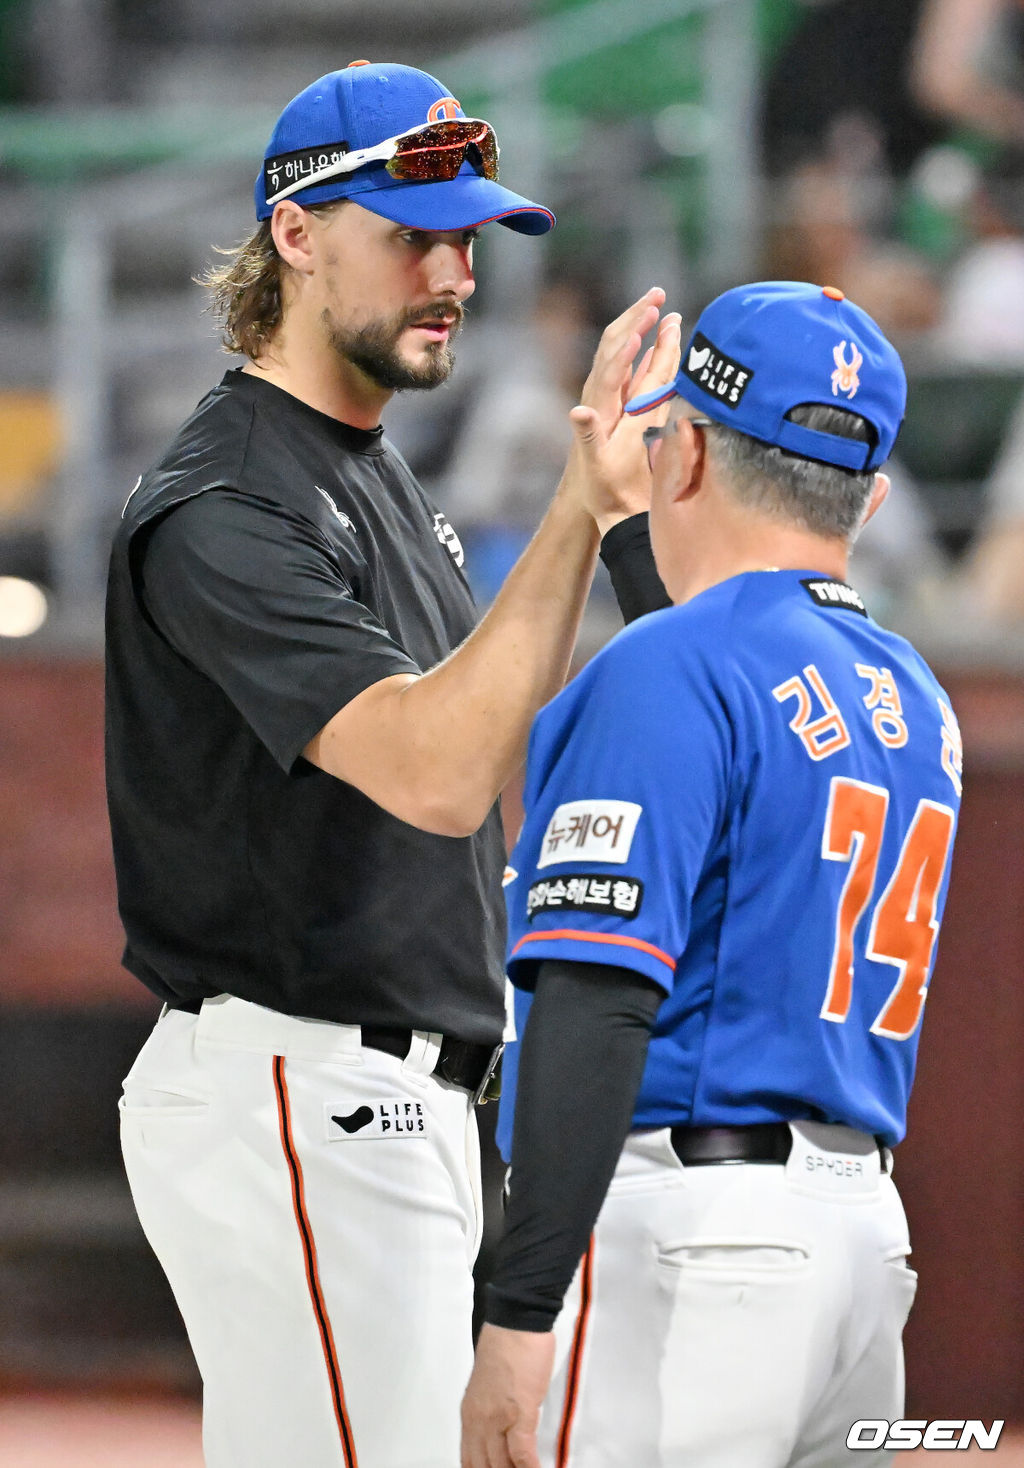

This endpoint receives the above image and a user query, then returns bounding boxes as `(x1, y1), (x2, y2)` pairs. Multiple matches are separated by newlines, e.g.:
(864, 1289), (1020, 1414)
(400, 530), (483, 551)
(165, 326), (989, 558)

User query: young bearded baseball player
(106, 59), (679, 1468)
(461, 282), (964, 1468)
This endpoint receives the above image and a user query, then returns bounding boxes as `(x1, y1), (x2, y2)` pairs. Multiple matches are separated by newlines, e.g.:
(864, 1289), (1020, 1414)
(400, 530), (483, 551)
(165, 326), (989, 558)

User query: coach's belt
(670, 1122), (890, 1172)
(361, 1026), (503, 1105)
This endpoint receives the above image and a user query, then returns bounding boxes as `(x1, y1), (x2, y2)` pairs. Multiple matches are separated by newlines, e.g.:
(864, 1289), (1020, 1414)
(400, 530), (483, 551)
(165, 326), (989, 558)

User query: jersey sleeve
(136, 489), (421, 772)
(506, 617), (731, 995)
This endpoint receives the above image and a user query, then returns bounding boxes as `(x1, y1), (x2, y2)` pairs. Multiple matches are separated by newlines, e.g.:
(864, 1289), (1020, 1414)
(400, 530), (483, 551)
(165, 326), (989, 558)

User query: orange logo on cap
(831, 340), (863, 399)
(428, 97), (461, 122)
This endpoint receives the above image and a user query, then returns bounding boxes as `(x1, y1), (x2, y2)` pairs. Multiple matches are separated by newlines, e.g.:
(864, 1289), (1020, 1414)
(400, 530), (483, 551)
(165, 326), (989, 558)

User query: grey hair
(701, 404), (877, 541)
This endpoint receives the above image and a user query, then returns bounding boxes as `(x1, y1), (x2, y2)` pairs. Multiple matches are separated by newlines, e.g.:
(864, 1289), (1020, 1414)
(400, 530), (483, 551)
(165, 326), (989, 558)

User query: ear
(860, 472), (890, 528)
(665, 417), (709, 506)
(270, 201), (319, 275)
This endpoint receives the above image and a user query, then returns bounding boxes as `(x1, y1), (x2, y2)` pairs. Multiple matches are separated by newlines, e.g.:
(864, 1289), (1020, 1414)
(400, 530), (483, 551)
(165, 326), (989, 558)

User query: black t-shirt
(105, 369), (506, 1041)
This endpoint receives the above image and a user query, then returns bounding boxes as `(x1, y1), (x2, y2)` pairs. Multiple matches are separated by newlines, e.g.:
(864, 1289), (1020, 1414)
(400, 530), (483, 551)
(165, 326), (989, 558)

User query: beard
(322, 300), (464, 391)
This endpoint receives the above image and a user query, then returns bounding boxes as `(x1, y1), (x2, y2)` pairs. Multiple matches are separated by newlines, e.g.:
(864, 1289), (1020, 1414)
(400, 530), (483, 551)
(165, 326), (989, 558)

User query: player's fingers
(478, 1433), (513, 1468)
(600, 287), (666, 352)
(623, 343), (656, 407)
(460, 1423), (504, 1468)
(634, 312), (682, 396)
(584, 325), (650, 412)
(568, 404), (606, 449)
(587, 290), (665, 389)
(580, 293), (672, 420)
(486, 1437), (511, 1468)
(506, 1425), (542, 1468)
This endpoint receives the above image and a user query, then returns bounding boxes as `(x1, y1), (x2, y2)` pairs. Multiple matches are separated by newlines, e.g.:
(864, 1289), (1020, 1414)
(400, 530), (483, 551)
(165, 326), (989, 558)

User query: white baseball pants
(119, 996), (484, 1468)
(538, 1122), (917, 1468)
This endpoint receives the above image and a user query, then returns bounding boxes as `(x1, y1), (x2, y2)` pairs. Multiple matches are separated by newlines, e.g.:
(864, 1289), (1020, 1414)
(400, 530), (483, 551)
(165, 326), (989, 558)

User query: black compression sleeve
(599, 512), (673, 623)
(484, 959), (663, 1332)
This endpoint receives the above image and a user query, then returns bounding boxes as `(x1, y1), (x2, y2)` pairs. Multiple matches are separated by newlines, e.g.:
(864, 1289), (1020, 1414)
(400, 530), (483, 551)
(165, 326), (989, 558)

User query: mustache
(402, 301), (465, 332)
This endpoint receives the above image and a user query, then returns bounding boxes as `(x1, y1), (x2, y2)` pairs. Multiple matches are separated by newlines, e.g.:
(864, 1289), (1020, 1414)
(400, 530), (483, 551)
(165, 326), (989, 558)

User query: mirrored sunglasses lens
(387, 121), (499, 182)
(472, 130), (499, 179)
(387, 150), (465, 181)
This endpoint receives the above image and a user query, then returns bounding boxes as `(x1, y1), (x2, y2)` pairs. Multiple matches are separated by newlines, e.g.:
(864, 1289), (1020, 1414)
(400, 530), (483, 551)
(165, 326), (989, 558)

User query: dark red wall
(0, 658), (138, 1006)
(900, 670), (1024, 1419)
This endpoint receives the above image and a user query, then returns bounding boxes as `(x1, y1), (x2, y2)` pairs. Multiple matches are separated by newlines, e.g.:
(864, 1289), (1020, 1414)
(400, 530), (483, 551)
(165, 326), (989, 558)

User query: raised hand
(561, 291), (682, 534)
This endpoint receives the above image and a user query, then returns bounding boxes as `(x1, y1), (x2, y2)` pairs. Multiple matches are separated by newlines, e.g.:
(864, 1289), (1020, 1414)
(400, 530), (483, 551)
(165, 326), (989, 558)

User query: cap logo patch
(683, 332), (753, 409)
(428, 96), (461, 122)
(831, 341), (862, 399)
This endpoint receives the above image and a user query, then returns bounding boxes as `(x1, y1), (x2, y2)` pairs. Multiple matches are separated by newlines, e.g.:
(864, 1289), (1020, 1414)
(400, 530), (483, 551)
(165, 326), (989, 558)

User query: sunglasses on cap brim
(265, 118), (500, 207)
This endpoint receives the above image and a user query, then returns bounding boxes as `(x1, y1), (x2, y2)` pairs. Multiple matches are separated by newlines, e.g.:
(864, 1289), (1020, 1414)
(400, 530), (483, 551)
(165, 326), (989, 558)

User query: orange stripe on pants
(556, 1236), (596, 1468)
(273, 1054), (359, 1467)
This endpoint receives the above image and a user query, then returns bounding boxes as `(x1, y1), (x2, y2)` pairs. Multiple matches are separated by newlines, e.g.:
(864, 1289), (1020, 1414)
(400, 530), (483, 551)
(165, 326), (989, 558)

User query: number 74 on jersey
(773, 663), (962, 1042)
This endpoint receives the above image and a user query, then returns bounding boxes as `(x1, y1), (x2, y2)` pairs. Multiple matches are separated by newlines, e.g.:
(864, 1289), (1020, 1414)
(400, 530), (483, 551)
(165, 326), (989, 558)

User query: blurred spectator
(912, 0), (1024, 623)
(767, 149), (942, 339)
(850, 459), (951, 628)
(763, 2), (945, 344)
(930, 148), (1024, 364)
(911, 0), (1024, 359)
(761, 135), (949, 623)
(763, 0), (942, 179)
(957, 390), (1024, 623)
(912, 0), (1024, 148)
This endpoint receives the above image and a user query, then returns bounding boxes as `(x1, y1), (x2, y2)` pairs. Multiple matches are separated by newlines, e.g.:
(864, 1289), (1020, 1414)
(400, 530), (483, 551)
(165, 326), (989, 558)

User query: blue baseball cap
(255, 61), (555, 236)
(626, 281), (907, 472)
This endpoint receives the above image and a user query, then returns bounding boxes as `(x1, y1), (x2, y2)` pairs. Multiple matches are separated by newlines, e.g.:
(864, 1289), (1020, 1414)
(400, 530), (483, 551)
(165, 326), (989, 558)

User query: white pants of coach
(539, 1123), (917, 1468)
(119, 996), (483, 1468)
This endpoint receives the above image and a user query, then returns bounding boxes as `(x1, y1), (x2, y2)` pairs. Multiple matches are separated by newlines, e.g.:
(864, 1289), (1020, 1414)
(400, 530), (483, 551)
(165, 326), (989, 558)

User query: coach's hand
(563, 289), (681, 535)
(461, 1323), (555, 1468)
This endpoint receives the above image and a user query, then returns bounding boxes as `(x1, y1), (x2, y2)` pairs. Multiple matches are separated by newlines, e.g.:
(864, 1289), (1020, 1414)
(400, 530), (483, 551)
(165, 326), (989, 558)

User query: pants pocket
(657, 1237), (810, 1277)
(884, 1246), (919, 1325)
(119, 1012), (211, 1120)
(119, 1088), (211, 1119)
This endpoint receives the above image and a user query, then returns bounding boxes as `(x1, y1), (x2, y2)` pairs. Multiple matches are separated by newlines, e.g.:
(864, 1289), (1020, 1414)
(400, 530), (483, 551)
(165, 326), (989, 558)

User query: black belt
(670, 1122), (890, 1171)
(361, 1025), (503, 1102)
(164, 1000), (502, 1104)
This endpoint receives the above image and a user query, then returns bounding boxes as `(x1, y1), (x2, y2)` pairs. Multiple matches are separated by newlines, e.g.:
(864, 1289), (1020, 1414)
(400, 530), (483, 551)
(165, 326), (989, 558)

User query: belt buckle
(473, 1042), (504, 1106)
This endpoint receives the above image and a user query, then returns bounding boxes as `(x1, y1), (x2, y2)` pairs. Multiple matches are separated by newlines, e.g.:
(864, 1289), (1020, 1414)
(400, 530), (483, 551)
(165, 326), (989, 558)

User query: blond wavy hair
(199, 203), (342, 360)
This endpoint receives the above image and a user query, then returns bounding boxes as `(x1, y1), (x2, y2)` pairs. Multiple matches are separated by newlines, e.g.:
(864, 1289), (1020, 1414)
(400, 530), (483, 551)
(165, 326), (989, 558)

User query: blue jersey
(497, 571), (962, 1158)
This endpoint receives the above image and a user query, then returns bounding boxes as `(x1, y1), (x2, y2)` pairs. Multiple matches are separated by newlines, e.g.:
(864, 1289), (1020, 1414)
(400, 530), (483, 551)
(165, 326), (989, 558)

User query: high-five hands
(561, 288), (682, 535)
